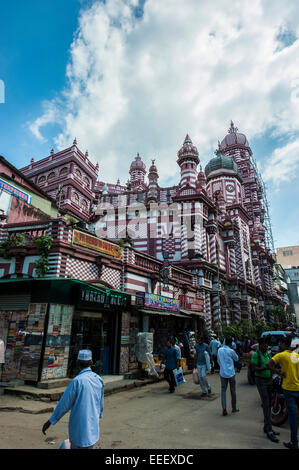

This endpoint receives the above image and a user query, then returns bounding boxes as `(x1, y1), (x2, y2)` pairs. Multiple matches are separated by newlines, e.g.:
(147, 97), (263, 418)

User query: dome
(219, 121), (250, 151)
(130, 153), (146, 172)
(205, 151), (239, 178)
(148, 159), (158, 175)
(177, 134), (199, 164)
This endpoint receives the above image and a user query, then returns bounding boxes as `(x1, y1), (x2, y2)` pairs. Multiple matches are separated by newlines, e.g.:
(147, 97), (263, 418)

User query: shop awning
(141, 309), (189, 318)
(180, 308), (205, 319)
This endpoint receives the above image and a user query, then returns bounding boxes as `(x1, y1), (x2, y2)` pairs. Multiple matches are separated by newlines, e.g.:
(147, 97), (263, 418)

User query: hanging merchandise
(20, 304), (47, 381)
(188, 331), (196, 356)
(2, 310), (28, 382)
(135, 332), (158, 377)
(41, 304), (74, 381)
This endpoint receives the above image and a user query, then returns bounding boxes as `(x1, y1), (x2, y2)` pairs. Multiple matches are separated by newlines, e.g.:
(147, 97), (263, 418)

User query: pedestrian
(171, 337), (182, 360)
(160, 338), (181, 393)
(42, 349), (104, 449)
(266, 335), (299, 449)
(209, 336), (221, 373)
(250, 337), (279, 443)
(217, 336), (240, 416)
(194, 336), (212, 397)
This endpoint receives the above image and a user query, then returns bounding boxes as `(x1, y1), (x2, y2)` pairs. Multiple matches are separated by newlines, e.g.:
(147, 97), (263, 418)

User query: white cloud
(264, 139), (299, 184)
(29, 0), (299, 186)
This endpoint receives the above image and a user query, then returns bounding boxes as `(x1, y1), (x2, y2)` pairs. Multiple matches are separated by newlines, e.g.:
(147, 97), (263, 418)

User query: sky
(0, 0), (299, 248)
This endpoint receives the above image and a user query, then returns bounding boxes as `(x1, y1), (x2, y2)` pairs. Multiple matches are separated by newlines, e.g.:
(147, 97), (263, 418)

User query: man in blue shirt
(42, 349), (104, 449)
(209, 336), (221, 373)
(217, 336), (239, 416)
(160, 338), (180, 393)
(194, 336), (212, 397)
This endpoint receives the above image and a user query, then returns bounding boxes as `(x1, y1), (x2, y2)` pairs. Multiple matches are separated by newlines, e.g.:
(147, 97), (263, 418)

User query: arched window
(38, 176), (46, 184)
(81, 199), (88, 212)
(75, 169), (82, 179)
(48, 172), (55, 181)
(72, 192), (79, 205)
(83, 176), (90, 188)
(60, 167), (68, 177)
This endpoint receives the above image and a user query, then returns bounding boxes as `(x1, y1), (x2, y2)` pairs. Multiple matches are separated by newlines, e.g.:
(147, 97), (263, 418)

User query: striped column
(233, 301), (242, 323)
(258, 299), (265, 322)
(228, 243), (237, 277)
(201, 225), (207, 259)
(181, 224), (188, 258)
(194, 222), (202, 255)
(208, 227), (217, 265)
(211, 292), (221, 325)
(253, 261), (262, 287)
(204, 291), (212, 330)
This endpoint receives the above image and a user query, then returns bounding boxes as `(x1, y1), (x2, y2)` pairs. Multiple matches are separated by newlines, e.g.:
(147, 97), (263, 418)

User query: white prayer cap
(77, 349), (92, 361)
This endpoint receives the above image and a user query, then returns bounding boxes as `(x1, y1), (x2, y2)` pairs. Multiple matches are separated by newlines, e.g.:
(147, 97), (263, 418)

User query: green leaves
(33, 234), (53, 276)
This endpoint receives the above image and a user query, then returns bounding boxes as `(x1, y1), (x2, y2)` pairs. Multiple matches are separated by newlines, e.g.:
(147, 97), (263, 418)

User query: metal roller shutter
(0, 294), (31, 310)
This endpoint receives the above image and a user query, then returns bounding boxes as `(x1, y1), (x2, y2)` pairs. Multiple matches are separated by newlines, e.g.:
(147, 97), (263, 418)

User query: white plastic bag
(173, 367), (186, 386)
(192, 368), (199, 384)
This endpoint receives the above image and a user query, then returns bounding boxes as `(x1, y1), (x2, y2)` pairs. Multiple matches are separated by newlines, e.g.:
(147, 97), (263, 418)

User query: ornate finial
(50, 148), (54, 155)
(117, 178), (120, 185)
(73, 137), (77, 145)
(228, 121), (238, 134)
(151, 159), (155, 165)
(85, 150), (88, 158)
(31, 157), (34, 164)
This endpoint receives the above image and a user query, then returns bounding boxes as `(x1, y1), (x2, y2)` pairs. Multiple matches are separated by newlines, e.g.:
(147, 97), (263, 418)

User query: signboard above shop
(77, 285), (131, 310)
(179, 295), (204, 312)
(72, 229), (123, 259)
(136, 292), (180, 312)
(0, 177), (32, 204)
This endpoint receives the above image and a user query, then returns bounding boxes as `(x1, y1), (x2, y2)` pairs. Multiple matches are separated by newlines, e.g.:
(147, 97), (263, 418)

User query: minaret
(147, 159), (159, 203)
(196, 165), (206, 191)
(129, 153), (147, 189)
(177, 134), (199, 188)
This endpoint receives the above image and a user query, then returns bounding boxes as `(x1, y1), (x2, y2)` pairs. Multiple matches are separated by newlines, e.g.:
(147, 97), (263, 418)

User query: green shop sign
(77, 286), (131, 310)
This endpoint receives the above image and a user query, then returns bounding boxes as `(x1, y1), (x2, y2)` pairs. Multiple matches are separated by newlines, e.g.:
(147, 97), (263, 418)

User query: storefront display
(20, 303), (47, 381)
(40, 304), (74, 381)
(1, 310), (28, 382)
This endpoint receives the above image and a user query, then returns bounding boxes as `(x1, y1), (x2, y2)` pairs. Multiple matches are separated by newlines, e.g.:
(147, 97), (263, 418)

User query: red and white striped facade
(15, 124), (287, 329)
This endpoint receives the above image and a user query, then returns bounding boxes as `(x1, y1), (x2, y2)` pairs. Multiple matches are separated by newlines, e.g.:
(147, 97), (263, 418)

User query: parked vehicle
(260, 331), (291, 356)
(270, 373), (288, 426)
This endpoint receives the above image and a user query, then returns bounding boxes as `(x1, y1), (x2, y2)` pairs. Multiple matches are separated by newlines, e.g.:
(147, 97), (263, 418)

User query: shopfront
(135, 292), (197, 368)
(68, 284), (131, 377)
(0, 279), (131, 384)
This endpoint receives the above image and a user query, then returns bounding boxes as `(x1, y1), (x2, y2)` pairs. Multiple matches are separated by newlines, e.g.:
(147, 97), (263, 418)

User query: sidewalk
(0, 373), (174, 402)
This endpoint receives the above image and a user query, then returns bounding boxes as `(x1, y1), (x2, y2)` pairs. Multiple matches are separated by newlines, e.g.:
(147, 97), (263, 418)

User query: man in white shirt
(217, 336), (239, 416)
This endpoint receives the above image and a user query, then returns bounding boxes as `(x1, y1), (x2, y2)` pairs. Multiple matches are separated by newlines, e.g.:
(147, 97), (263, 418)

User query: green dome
(204, 152), (238, 177)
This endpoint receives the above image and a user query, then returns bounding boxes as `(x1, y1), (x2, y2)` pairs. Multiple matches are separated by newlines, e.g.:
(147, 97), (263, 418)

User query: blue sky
(0, 0), (299, 249)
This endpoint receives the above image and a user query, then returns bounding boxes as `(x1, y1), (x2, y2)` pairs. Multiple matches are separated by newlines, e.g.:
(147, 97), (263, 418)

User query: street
(0, 369), (294, 449)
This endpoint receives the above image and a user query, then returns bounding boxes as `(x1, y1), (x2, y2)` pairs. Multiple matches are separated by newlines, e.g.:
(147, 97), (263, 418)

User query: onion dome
(205, 149), (238, 178)
(148, 159), (159, 176)
(177, 134), (199, 165)
(130, 153), (146, 172)
(219, 121), (250, 152)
